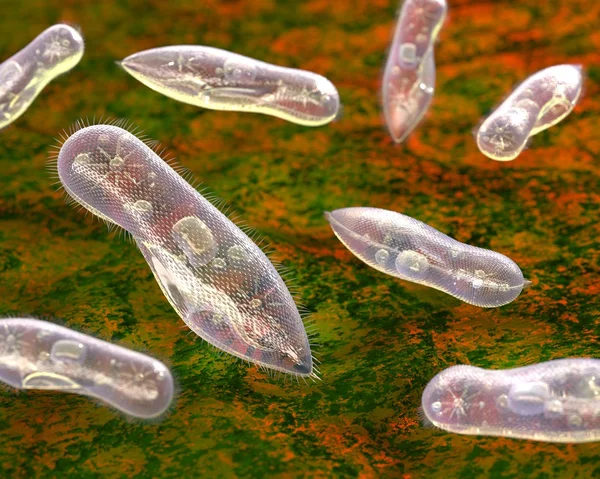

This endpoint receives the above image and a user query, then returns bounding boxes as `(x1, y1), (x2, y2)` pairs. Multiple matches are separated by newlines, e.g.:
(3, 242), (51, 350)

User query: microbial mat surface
(476, 64), (583, 161)
(1, 0), (600, 477)
(326, 207), (528, 307)
(0, 318), (173, 418)
(382, 0), (447, 143)
(0, 24), (84, 130)
(422, 359), (600, 443)
(119, 46), (340, 126)
(55, 124), (313, 377)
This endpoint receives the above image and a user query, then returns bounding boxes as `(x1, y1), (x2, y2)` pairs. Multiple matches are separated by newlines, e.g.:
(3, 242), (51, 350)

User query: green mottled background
(0, 0), (599, 477)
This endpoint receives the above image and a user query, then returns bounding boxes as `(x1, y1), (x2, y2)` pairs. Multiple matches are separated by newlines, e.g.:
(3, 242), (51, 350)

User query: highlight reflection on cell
(422, 359), (600, 443)
(382, 0), (447, 142)
(0, 24), (84, 130)
(119, 46), (340, 126)
(0, 318), (173, 418)
(476, 64), (583, 161)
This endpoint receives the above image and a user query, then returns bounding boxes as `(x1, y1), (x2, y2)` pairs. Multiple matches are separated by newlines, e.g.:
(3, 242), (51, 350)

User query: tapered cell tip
(323, 211), (332, 221)
(523, 279), (533, 289)
(386, 123), (411, 144)
(292, 357), (313, 376)
(118, 56), (139, 74)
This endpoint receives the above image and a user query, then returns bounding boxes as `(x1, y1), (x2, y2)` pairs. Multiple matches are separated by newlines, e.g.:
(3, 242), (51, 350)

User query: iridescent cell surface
(119, 46), (340, 126)
(422, 359), (600, 443)
(56, 124), (313, 377)
(0, 24), (84, 130)
(476, 64), (583, 161)
(382, 0), (447, 142)
(0, 318), (173, 418)
(325, 207), (528, 307)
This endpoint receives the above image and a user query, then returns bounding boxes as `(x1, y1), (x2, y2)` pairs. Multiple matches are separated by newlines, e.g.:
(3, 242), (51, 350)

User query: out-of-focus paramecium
(0, 24), (84, 130)
(476, 64), (583, 161)
(118, 46), (340, 127)
(422, 359), (600, 443)
(382, 0), (447, 143)
(0, 318), (173, 418)
(52, 122), (316, 379)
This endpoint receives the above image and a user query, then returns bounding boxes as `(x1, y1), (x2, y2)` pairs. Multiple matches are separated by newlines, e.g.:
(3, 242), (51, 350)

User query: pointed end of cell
(289, 359), (316, 380)
(389, 130), (409, 144)
(523, 279), (533, 289)
(323, 211), (333, 222)
(117, 59), (138, 75)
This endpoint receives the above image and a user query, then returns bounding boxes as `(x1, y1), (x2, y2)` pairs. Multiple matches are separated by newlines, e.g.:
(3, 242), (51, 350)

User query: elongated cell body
(56, 124), (313, 377)
(0, 318), (173, 418)
(422, 359), (600, 443)
(0, 24), (84, 130)
(325, 207), (528, 307)
(119, 46), (340, 126)
(476, 64), (583, 161)
(382, 0), (447, 142)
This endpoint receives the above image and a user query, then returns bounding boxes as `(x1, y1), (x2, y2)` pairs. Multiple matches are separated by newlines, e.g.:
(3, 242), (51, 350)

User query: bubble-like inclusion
(395, 250), (429, 280)
(382, 0), (447, 142)
(374, 249), (389, 265)
(0, 24), (84, 130)
(422, 359), (600, 443)
(476, 64), (583, 161)
(325, 207), (528, 307)
(172, 216), (217, 267)
(0, 318), (173, 418)
(56, 124), (313, 377)
(119, 46), (340, 127)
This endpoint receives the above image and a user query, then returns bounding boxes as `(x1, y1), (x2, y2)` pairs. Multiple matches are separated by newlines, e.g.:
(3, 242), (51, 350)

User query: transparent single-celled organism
(476, 64), (583, 161)
(0, 318), (173, 418)
(382, 0), (447, 142)
(118, 46), (340, 126)
(325, 207), (529, 307)
(54, 123), (314, 378)
(422, 359), (600, 443)
(0, 24), (84, 130)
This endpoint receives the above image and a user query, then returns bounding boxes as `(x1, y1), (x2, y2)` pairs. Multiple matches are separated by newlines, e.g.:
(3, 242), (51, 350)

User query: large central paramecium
(56, 124), (313, 377)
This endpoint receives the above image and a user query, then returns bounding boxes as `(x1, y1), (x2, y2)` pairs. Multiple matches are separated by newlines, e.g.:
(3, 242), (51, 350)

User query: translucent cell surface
(422, 359), (600, 443)
(0, 24), (84, 130)
(0, 318), (173, 418)
(119, 46), (340, 126)
(476, 64), (583, 161)
(382, 0), (447, 142)
(56, 124), (313, 377)
(325, 207), (528, 307)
